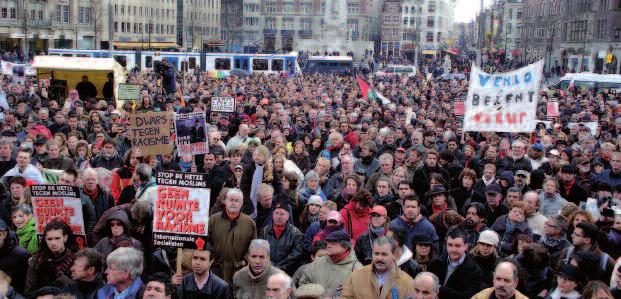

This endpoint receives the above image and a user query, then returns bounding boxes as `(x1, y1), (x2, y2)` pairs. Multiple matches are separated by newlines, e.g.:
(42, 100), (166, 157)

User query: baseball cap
(561, 164), (576, 174)
(477, 230), (499, 247)
(272, 201), (291, 214)
(515, 170), (529, 177)
(486, 184), (502, 195)
(531, 143), (544, 151)
(325, 229), (351, 242)
(547, 149), (560, 157)
(307, 195), (323, 206)
(396, 147), (406, 152)
(34, 137), (47, 146)
(370, 205), (388, 217)
(326, 211), (342, 223)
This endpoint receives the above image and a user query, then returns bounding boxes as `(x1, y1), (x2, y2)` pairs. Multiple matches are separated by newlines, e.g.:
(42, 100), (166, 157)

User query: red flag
(357, 76), (370, 98)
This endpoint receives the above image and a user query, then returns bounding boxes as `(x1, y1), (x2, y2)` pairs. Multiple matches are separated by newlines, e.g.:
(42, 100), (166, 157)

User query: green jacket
(299, 251), (362, 297)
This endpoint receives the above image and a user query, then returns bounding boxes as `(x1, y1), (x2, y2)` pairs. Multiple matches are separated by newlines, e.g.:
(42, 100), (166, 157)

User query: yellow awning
(422, 50), (437, 55)
(113, 41), (178, 49)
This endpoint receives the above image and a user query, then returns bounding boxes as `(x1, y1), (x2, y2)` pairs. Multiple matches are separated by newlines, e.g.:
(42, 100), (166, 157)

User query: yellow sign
(607, 53), (614, 64)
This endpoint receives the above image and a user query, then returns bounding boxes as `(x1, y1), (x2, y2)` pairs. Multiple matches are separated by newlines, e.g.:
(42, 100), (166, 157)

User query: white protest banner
(153, 171), (210, 249)
(31, 185), (86, 240)
(211, 97), (235, 112)
(464, 60), (543, 132)
(118, 83), (142, 101)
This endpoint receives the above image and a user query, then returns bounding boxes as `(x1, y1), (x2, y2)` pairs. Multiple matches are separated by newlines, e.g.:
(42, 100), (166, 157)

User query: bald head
(493, 261), (519, 299)
(266, 273), (292, 299)
(412, 272), (439, 299)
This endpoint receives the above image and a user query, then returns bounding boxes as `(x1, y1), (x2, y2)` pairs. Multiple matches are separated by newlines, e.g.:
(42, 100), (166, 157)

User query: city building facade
(381, 0), (402, 58)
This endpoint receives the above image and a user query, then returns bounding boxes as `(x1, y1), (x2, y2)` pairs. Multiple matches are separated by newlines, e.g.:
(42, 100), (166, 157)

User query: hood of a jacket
(396, 245), (413, 267)
(343, 201), (371, 218)
(107, 209), (131, 236)
(0, 231), (18, 253)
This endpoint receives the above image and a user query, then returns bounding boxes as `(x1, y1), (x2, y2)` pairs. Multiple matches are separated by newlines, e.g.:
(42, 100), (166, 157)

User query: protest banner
(547, 100), (559, 118)
(210, 97), (235, 112)
(130, 111), (174, 156)
(117, 83), (142, 101)
(152, 171), (210, 249)
(31, 185), (85, 237)
(464, 60), (543, 132)
(1, 60), (35, 82)
(174, 111), (209, 155)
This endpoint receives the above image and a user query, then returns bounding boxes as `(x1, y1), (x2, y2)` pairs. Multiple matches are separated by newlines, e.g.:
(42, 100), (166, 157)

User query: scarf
(502, 217), (516, 246)
(401, 214), (423, 227)
(431, 202), (448, 215)
(540, 234), (568, 252)
(83, 186), (99, 201)
(273, 223), (285, 239)
(16, 218), (38, 253)
(369, 225), (386, 236)
(330, 249), (351, 263)
(308, 213), (320, 224)
(563, 178), (575, 195)
(250, 164), (264, 219)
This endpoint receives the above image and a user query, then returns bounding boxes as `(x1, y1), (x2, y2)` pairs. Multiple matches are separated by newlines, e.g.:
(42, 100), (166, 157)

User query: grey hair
(548, 215), (568, 232)
(135, 163), (152, 182)
(256, 183), (274, 197)
(305, 170), (320, 182)
(106, 247), (143, 279)
(248, 239), (270, 256)
(82, 167), (98, 179)
(378, 153), (394, 163)
(0, 139), (13, 149)
(268, 272), (292, 289)
(415, 272), (440, 293)
(507, 187), (523, 198)
(226, 188), (243, 200)
(373, 236), (397, 254)
(495, 260), (519, 280)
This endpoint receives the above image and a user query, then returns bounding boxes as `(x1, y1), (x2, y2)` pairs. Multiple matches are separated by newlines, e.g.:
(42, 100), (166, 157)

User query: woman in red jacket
(340, 189), (372, 245)
(109, 148), (142, 203)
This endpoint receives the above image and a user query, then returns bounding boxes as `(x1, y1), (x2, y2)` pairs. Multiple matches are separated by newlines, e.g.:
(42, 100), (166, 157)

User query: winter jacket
(232, 264), (282, 299)
(538, 192), (568, 218)
(0, 231), (29, 293)
(109, 166), (133, 202)
(390, 216), (440, 253)
(25, 249), (74, 294)
(259, 223), (304, 275)
(175, 272), (231, 299)
(427, 253), (484, 299)
(598, 169), (621, 188)
(501, 155), (533, 173)
(303, 220), (323, 253)
(299, 251), (362, 297)
(240, 162), (282, 216)
(80, 185), (115, 221)
(93, 209), (144, 260)
(63, 274), (105, 299)
(96, 277), (144, 299)
(354, 227), (386, 265)
(559, 180), (589, 206)
(42, 156), (74, 170)
(491, 215), (533, 255)
(341, 201), (371, 243)
(557, 244), (616, 282)
(472, 287), (529, 299)
(89, 153), (123, 170)
(92, 203), (136, 244)
(354, 157), (380, 179)
(448, 223), (489, 250)
(450, 186), (484, 214)
(412, 164), (450, 201)
(396, 246), (422, 279)
(324, 172), (346, 201)
(208, 211), (257, 284)
(341, 263), (414, 299)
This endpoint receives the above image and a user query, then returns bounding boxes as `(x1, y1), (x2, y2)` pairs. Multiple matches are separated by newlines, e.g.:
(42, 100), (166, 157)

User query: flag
(42, 168), (64, 184)
(356, 76), (390, 106)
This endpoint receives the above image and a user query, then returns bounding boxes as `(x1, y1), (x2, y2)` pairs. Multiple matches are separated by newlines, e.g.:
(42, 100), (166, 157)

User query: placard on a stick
(31, 185), (86, 239)
(174, 112), (209, 155)
(211, 97), (235, 112)
(152, 171), (210, 249)
(129, 111), (174, 156)
(118, 83), (142, 101)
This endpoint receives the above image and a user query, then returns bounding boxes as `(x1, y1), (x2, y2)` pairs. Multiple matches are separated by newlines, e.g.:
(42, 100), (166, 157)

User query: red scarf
(432, 202), (448, 215)
(226, 211), (240, 220)
(330, 249), (351, 263)
(83, 186), (99, 201)
(273, 223), (285, 239)
(564, 178), (575, 195)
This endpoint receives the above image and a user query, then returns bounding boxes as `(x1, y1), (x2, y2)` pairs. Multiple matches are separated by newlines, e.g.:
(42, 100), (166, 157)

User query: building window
(79, 7), (92, 24)
(507, 23), (512, 34)
(426, 32), (434, 42)
(244, 17), (259, 26)
(9, 7), (15, 19)
(265, 1), (276, 14)
(347, 3), (359, 15)
(1, 8), (7, 19)
(596, 19), (608, 39)
(300, 18), (312, 31)
(38, 10), (43, 20)
(244, 3), (259, 13)
(283, 2), (295, 13)
(282, 18), (294, 30)
(265, 17), (276, 29)
(569, 20), (588, 41)
(56, 5), (70, 23)
(428, 2), (436, 13)
(301, 3), (312, 14)
(427, 17), (434, 28)
(114, 22), (118, 33)
(120, 4), (124, 15)
(516, 11), (522, 19)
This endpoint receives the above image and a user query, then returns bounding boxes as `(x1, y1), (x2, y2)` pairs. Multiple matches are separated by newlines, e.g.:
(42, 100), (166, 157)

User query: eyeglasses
(544, 222), (558, 228)
(110, 222), (123, 227)
(571, 231), (584, 237)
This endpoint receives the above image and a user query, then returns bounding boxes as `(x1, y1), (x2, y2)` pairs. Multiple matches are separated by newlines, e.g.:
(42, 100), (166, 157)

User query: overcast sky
(454, 0), (494, 23)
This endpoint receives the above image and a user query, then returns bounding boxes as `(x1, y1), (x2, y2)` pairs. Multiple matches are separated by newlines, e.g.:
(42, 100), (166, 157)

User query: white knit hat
(478, 230), (500, 247)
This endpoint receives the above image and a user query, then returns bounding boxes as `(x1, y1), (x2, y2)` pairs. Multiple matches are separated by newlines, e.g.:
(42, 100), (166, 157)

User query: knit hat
(325, 229), (351, 242)
(306, 195), (323, 206)
(477, 230), (500, 247)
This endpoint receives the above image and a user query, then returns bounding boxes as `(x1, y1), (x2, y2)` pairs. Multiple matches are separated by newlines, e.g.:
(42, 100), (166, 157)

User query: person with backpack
(557, 222), (616, 282)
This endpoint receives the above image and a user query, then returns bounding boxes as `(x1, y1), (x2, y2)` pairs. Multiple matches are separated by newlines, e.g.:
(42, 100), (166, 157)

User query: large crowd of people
(0, 55), (620, 299)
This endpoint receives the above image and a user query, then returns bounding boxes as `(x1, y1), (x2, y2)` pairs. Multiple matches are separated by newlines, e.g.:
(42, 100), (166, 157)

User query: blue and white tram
(46, 49), (300, 75)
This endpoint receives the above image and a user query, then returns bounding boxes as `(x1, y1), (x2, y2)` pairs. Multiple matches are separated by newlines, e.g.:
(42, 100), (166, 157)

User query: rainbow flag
(208, 70), (228, 79)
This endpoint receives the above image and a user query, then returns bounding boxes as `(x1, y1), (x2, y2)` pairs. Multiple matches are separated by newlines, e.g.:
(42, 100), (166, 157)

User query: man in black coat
(174, 246), (231, 299)
(64, 248), (104, 299)
(427, 228), (484, 299)
(258, 201), (304, 275)
(0, 220), (29, 294)
(558, 165), (589, 206)
(412, 149), (449, 200)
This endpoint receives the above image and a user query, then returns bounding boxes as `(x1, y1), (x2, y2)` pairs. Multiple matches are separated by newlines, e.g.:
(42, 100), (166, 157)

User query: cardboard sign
(454, 101), (465, 116)
(464, 61), (543, 132)
(31, 185), (85, 236)
(152, 171), (210, 249)
(118, 83), (142, 101)
(130, 111), (174, 156)
(547, 100), (559, 118)
(211, 97), (235, 112)
(174, 112), (209, 155)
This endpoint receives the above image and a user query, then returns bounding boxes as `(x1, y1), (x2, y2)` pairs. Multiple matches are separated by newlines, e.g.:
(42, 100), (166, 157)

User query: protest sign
(152, 171), (210, 249)
(130, 111), (174, 156)
(547, 100), (559, 118)
(464, 61), (543, 132)
(31, 185), (85, 237)
(211, 97), (235, 112)
(1, 60), (35, 82)
(174, 112), (209, 155)
(454, 101), (465, 116)
(117, 83), (141, 101)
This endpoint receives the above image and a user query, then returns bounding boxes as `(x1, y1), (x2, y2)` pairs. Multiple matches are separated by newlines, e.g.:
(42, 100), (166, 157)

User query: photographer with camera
(158, 59), (176, 97)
